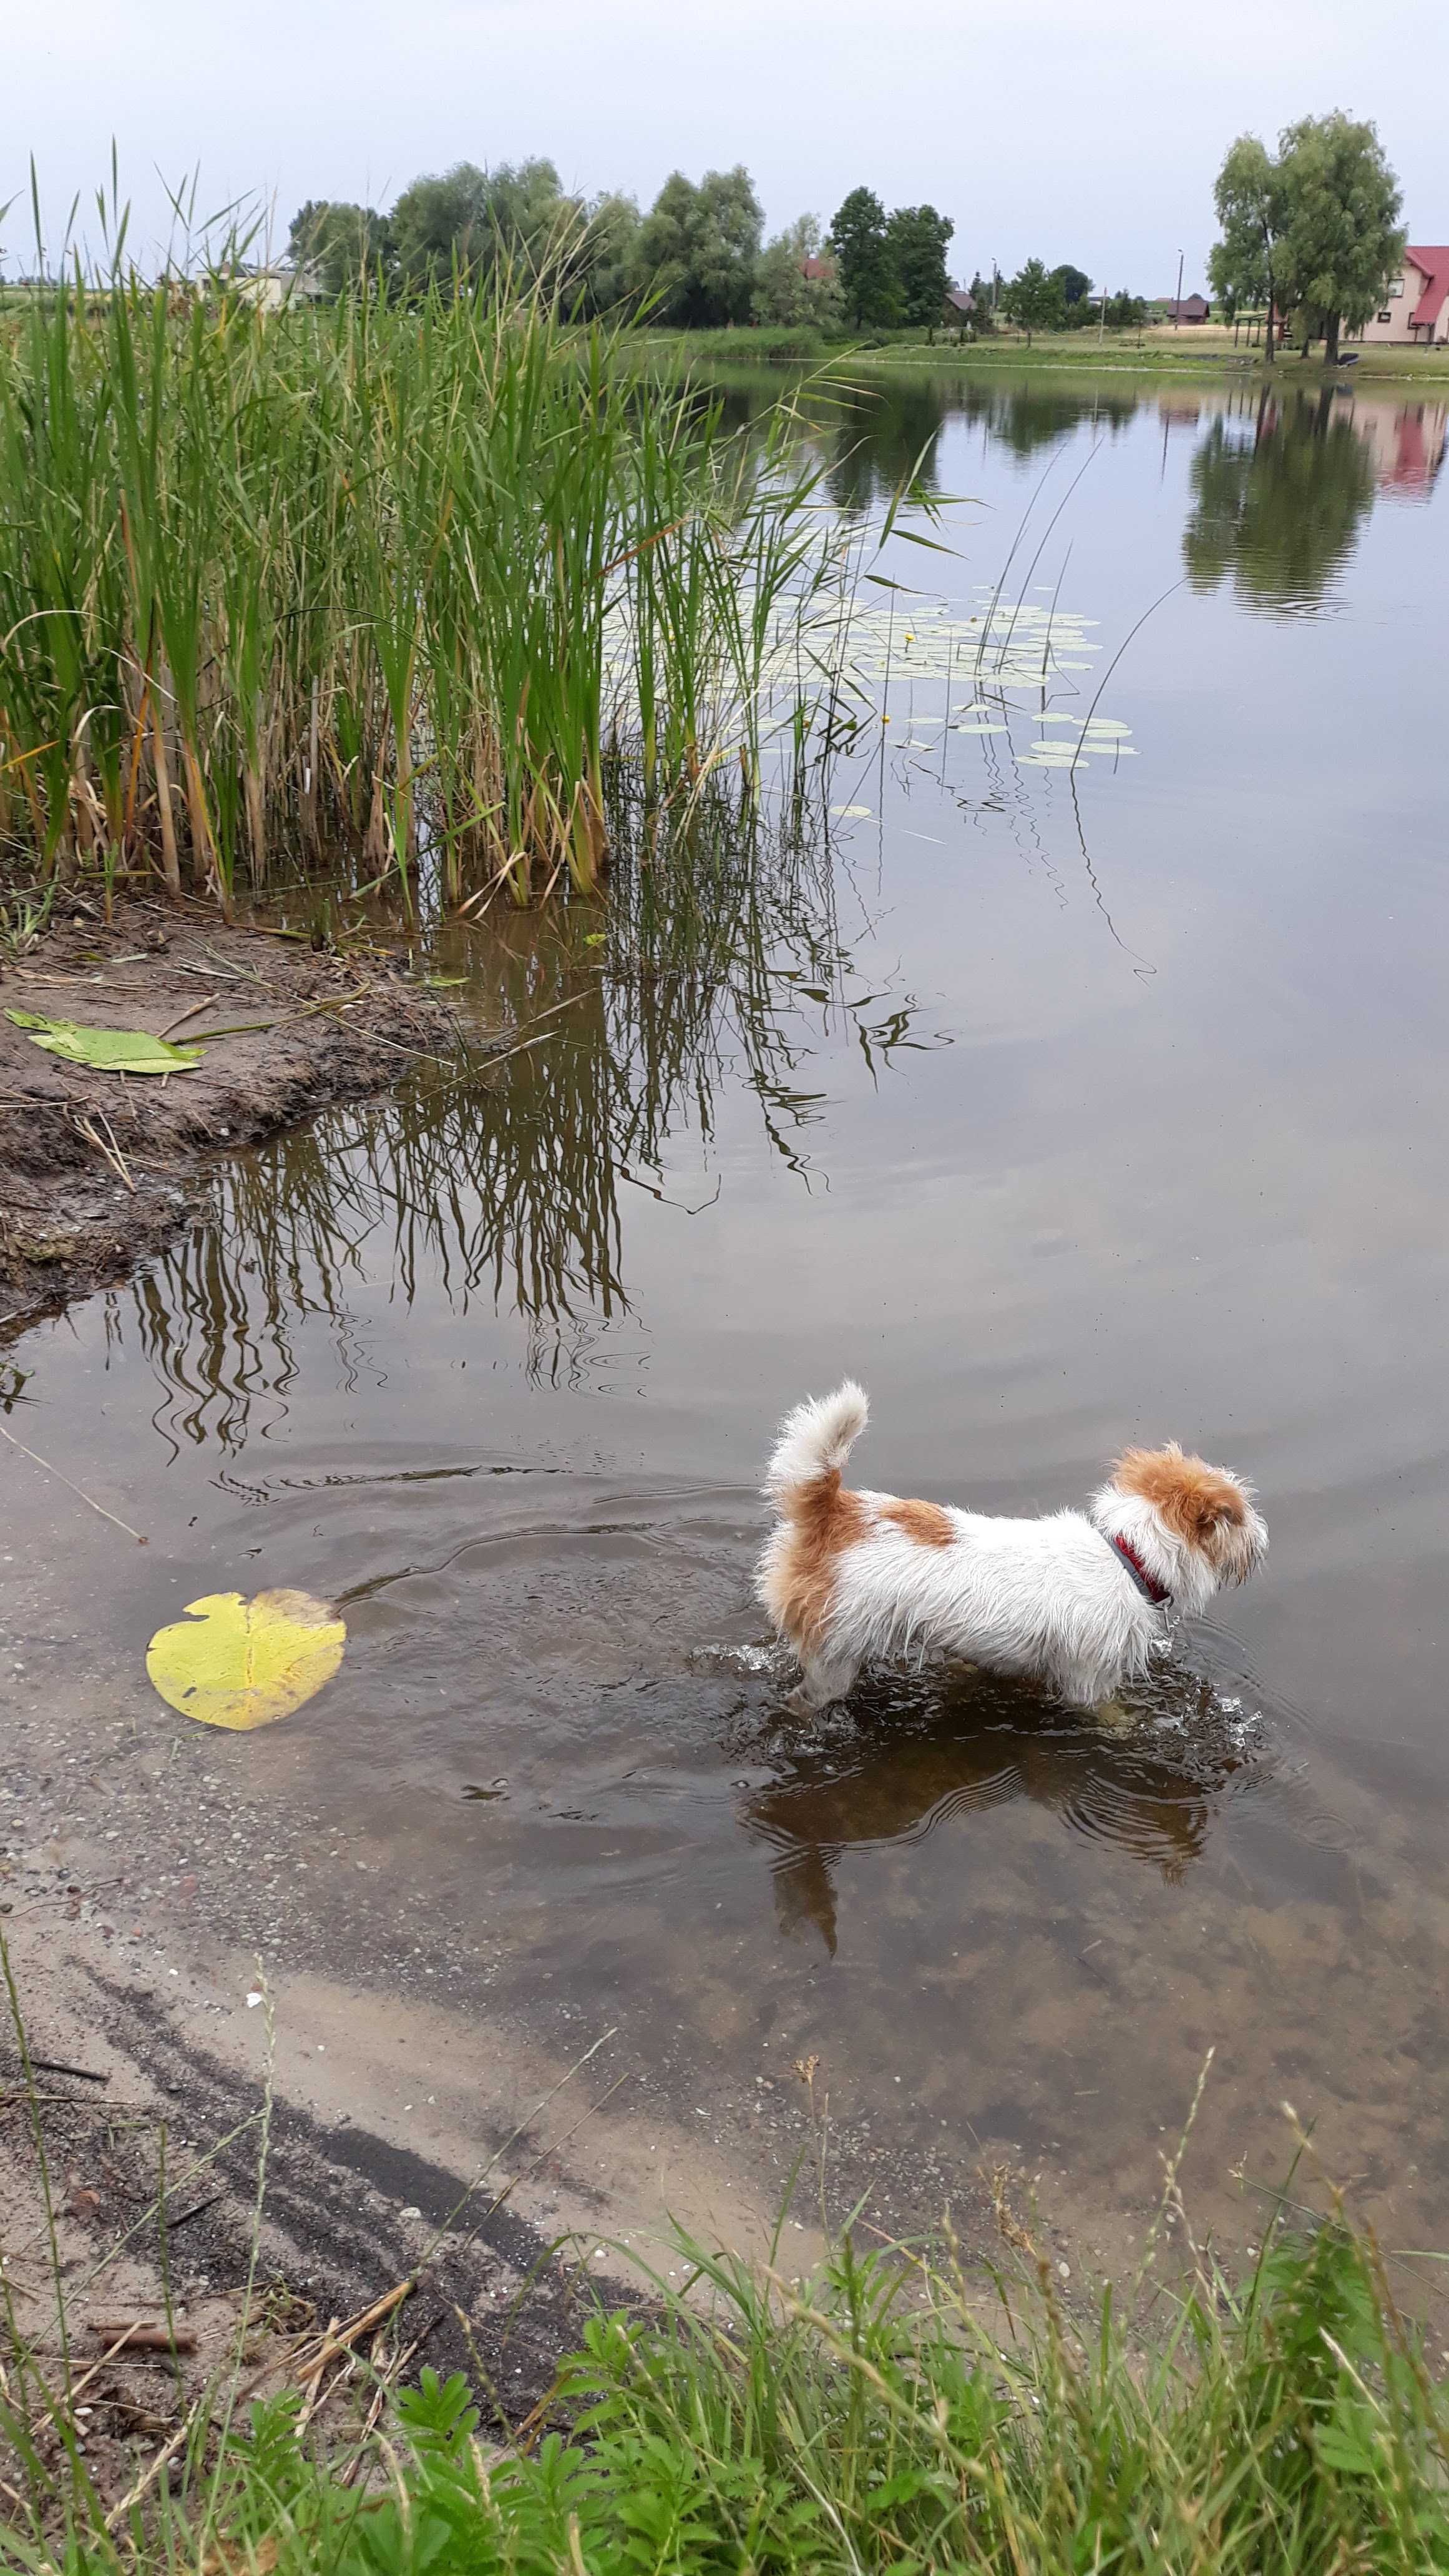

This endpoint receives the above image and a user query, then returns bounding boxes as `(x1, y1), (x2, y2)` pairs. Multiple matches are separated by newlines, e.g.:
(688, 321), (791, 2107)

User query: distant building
(944, 285), (976, 319)
(1342, 246), (1449, 347)
(800, 254), (837, 284)
(1162, 293), (1211, 323)
(235, 263), (326, 313)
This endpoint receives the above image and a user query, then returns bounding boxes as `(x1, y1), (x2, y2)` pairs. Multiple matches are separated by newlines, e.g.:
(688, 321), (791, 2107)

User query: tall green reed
(0, 222), (842, 916)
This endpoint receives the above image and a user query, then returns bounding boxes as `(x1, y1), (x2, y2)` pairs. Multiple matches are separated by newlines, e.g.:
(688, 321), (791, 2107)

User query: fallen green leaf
(6, 1010), (203, 1075)
(145, 1588), (346, 1730)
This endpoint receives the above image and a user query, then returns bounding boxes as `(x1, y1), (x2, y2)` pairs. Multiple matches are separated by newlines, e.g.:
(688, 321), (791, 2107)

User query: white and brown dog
(758, 1382), (1266, 1712)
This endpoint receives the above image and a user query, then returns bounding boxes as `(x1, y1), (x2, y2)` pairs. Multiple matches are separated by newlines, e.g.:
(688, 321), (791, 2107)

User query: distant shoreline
(638, 327), (1449, 390)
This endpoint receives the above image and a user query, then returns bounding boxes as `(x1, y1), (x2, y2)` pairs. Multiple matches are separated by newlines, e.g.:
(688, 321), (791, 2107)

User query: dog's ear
(1115, 1445), (1247, 1551)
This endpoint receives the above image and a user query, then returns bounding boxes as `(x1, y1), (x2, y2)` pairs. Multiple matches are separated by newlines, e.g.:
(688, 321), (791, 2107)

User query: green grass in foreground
(6, 2197), (1449, 2571)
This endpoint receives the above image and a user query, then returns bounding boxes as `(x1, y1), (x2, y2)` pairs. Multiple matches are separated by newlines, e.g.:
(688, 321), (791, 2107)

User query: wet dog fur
(756, 1382), (1266, 1711)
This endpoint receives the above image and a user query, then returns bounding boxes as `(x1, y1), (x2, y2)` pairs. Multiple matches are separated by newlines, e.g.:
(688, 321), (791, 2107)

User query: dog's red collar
(1105, 1530), (1171, 1608)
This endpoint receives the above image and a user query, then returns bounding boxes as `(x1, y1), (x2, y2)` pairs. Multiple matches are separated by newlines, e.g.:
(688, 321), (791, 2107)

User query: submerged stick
(0, 1420), (147, 1545)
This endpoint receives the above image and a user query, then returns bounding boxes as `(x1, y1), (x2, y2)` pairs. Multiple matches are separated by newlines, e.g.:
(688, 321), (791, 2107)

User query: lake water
(7, 369), (1449, 2263)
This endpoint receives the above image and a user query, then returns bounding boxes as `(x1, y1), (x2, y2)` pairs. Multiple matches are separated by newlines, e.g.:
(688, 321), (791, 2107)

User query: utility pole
(1098, 278), (1106, 339)
(1173, 246), (1184, 325)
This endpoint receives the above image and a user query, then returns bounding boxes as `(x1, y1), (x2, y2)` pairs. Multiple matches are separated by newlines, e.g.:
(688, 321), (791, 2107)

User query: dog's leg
(786, 1651), (861, 1715)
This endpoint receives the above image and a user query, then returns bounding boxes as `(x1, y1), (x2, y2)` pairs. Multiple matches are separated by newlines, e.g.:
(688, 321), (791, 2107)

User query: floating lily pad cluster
(602, 578), (1138, 781)
(841, 591), (1103, 697)
(834, 593), (1134, 768)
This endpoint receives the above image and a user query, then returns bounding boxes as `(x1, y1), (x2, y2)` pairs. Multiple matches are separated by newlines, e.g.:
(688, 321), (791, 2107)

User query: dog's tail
(764, 1381), (869, 1515)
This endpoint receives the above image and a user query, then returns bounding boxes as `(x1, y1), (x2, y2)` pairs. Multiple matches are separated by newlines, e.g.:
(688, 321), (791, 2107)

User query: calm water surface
(8, 373), (1449, 2250)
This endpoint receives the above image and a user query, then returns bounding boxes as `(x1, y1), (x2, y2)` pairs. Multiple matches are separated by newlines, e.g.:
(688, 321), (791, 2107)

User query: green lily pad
(6, 1010), (204, 1074)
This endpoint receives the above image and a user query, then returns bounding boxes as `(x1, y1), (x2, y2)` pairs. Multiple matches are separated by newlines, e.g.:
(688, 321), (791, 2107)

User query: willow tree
(1209, 136), (1289, 363)
(1277, 113), (1404, 364)
(1209, 115), (1403, 366)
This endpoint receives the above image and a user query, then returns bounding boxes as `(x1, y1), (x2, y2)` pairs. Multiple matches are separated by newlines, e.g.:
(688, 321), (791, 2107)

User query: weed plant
(5, 2190), (1448, 2572)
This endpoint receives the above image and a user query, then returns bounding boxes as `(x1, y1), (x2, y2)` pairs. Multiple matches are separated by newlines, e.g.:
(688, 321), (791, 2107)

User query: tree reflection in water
(1183, 386), (1377, 612)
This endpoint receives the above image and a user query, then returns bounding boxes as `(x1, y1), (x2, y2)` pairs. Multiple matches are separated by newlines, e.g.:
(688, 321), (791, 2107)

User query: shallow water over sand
(7, 371), (1449, 2256)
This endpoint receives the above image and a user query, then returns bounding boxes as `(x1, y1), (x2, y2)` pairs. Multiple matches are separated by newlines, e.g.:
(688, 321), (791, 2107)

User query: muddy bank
(0, 1817), (826, 2504)
(0, 898), (463, 1315)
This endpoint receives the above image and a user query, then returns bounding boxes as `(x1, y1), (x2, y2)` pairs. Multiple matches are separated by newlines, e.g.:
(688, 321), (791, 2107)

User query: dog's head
(1104, 1443), (1267, 1599)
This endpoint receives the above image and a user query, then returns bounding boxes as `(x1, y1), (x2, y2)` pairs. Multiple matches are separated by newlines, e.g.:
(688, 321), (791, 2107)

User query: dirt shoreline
(0, 1825), (823, 2507)
(0, 897), (464, 1317)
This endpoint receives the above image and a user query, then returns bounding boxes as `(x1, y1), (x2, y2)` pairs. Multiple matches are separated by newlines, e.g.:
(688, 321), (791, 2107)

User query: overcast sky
(6, 0), (1445, 290)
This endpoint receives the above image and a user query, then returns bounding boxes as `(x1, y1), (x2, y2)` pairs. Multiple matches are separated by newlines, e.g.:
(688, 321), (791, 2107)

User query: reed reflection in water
(118, 783), (942, 1453)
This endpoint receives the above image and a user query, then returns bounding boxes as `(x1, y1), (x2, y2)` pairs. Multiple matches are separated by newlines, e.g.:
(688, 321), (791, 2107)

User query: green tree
(753, 216), (842, 328)
(629, 168), (763, 326)
(884, 203), (955, 328)
(389, 159), (574, 297)
(1000, 257), (1065, 344)
(484, 158), (582, 278)
(389, 163), (492, 293)
(286, 200), (393, 296)
(1210, 135), (1290, 361)
(1201, 136), (1279, 363)
(575, 192), (641, 318)
(1276, 112), (1403, 363)
(1050, 261), (1093, 320)
(828, 188), (899, 328)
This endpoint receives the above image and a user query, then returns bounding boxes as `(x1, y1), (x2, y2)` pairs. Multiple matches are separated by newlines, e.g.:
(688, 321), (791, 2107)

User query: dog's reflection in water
(738, 1661), (1260, 1956)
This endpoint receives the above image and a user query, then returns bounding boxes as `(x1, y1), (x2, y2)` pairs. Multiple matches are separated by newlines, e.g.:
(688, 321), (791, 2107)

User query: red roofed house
(1343, 246), (1449, 346)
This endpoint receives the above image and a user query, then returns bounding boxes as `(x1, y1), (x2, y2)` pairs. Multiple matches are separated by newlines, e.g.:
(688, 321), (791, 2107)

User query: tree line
(291, 114), (1407, 354)
(286, 165), (1146, 335)
(286, 165), (955, 328)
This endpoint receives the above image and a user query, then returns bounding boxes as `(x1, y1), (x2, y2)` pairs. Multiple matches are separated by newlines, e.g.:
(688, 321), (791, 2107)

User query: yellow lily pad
(145, 1588), (346, 1730)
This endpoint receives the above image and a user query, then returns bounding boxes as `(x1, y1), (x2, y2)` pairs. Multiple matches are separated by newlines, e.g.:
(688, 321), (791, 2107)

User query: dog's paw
(1093, 1695), (1136, 1732)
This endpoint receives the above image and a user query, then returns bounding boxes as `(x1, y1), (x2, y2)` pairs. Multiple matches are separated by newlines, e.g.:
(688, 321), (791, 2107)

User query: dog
(757, 1382), (1266, 1712)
